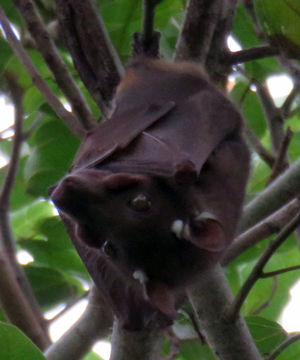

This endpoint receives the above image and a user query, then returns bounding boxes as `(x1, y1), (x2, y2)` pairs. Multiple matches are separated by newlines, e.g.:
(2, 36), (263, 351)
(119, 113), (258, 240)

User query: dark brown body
(51, 59), (250, 330)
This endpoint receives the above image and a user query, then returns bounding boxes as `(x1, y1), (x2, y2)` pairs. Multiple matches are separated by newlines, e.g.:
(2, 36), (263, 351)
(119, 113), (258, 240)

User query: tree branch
(55, 0), (124, 117)
(45, 288), (113, 360)
(0, 74), (50, 348)
(132, 0), (161, 58)
(243, 120), (275, 168)
(279, 57), (300, 118)
(228, 212), (300, 321)
(256, 81), (285, 153)
(13, 0), (95, 130)
(0, 74), (23, 213)
(266, 128), (293, 185)
(250, 277), (278, 315)
(205, 0), (239, 84)
(174, 0), (221, 63)
(261, 265), (300, 278)
(0, 6), (83, 138)
(109, 320), (164, 360)
(238, 158), (300, 233)
(222, 198), (300, 265)
(189, 265), (263, 360)
(0, 253), (50, 349)
(267, 333), (300, 360)
(237, 81), (275, 168)
(281, 82), (300, 118)
(225, 45), (279, 65)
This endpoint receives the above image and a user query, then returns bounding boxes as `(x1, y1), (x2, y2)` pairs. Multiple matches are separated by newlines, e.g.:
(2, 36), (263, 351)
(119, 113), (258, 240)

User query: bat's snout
(50, 169), (111, 217)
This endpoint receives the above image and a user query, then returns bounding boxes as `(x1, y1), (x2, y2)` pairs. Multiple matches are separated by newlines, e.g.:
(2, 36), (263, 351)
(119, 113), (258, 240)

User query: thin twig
(237, 80), (275, 168)
(132, 0), (161, 57)
(228, 212), (300, 321)
(0, 125), (14, 138)
(267, 333), (300, 360)
(281, 82), (300, 118)
(251, 277), (278, 315)
(261, 265), (300, 278)
(256, 81), (285, 153)
(0, 74), (23, 212)
(223, 198), (300, 265)
(185, 306), (206, 343)
(224, 45), (279, 65)
(22, 113), (43, 139)
(277, 57), (300, 119)
(243, 121), (275, 168)
(142, 0), (161, 47)
(288, 105), (300, 118)
(266, 128), (293, 185)
(13, 0), (95, 130)
(0, 6), (83, 138)
(236, 66), (286, 161)
(0, 74), (50, 349)
(0, 253), (50, 349)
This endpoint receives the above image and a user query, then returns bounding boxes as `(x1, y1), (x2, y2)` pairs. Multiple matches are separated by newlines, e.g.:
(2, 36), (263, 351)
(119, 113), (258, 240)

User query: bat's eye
(102, 240), (117, 258)
(128, 194), (151, 212)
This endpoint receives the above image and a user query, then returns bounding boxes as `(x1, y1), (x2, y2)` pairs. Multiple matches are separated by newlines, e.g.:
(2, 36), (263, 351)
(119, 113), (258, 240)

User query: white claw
(133, 270), (148, 284)
(171, 219), (184, 238)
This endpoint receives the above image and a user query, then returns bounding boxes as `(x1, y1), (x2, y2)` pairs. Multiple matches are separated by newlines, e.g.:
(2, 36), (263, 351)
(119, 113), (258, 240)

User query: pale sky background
(0, 36), (299, 360)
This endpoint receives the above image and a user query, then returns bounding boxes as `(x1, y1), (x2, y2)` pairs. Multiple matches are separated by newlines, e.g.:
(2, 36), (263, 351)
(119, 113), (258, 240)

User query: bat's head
(51, 168), (227, 316)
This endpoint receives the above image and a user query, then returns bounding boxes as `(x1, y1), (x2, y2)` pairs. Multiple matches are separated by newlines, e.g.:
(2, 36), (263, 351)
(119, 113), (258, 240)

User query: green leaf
(246, 316), (287, 355)
(0, 157), (37, 211)
(288, 131), (300, 162)
(178, 340), (216, 360)
(11, 200), (54, 239)
(23, 87), (46, 115)
(232, 5), (280, 80)
(233, 5), (260, 48)
(254, 0), (300, 57)
(276, 338), (300, 360)
(84, 352), (104, 360)
(230, 80), (267, 137)
(247, 159), (270, 198)
(0, 1), (23, 26)
(24, 118), (80, 196)
(0, 37), (13, 73)
(227, 240), (300, 322)
(0, 322), (46, 360)
(99, 0), (142, 61)
(24, 265), (82, 309)
(21, 237), (88, 279)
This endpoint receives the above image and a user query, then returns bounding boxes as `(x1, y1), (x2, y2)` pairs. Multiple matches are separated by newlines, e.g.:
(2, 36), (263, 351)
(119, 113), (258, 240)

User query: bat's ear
(102, 173), (148, 191)
(184, 212), (227, 252)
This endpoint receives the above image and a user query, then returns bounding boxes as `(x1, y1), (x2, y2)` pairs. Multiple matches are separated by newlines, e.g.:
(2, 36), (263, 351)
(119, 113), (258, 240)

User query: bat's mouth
(131, 269), (177, 318)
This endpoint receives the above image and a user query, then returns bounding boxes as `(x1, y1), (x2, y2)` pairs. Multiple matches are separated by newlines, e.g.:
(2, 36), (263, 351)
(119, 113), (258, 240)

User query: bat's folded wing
(73, 101), (175, 170)
(93, 90), (244, 182)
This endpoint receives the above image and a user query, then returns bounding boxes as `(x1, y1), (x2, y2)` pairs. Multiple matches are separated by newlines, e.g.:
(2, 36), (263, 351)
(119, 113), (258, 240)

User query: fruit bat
(51, 59), (250, 330)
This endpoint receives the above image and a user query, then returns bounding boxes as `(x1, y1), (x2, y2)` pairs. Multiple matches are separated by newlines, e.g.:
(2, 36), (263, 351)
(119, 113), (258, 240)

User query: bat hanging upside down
(51, 59), (250, 329)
